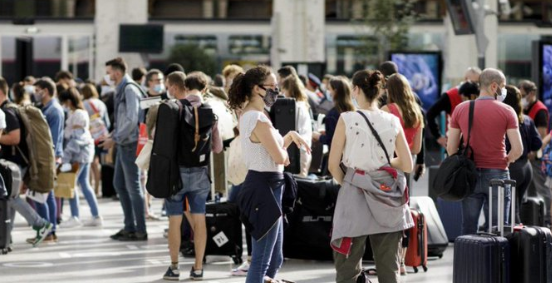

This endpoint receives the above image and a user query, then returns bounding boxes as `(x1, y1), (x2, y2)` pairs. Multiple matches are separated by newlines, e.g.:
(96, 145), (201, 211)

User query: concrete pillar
(203, 0), (214, 19)
(484, 0), (498, 68)
(271, 0), (325, 68)
(218, 0), (228, 18)
(443, 13), (478, 83)
(94, 0), (148, 81)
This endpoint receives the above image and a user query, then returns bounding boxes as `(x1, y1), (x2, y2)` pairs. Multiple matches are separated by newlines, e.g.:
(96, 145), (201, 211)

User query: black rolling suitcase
(270, 98), (300, 174)
(410, 196), (448, 258)
(508, 225), (552, 283)
(204, 202), (243, 264)
(453, 179), (512, 283)
(0, 199), (10, 254)
(520, 196), (546, 226)
(283, 177), (340, 260)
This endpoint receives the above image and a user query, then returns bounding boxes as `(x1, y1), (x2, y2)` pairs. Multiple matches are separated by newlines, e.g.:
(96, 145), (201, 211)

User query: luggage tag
(212, 231), (229, 247)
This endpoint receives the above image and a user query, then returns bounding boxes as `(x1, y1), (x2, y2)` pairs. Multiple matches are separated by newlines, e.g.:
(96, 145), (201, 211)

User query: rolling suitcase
(405, 209), (428, 273)
(204, 202), (243, 264)
(505, 181), (552, 283)
(520, 196), (546, 226)
(0, 199), (10, 254)
(283, 176), (340, 260)
(437, 198), (463, 242)
(453, 179), (512, 283)
(410, 196), (448, 258)
(270, 98), (300, 174)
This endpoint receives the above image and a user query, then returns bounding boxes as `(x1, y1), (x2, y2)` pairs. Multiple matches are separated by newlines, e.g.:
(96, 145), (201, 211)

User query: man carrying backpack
(447, 68), (523, 235)
(0, 77), (53, 247)
(162, 71), (222, 281)
(100, 58), (147, 241)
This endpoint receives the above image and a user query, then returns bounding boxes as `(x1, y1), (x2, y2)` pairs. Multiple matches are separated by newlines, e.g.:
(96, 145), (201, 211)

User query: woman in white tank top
(328, 70), (413, 283)
(227, 66), (310, 283)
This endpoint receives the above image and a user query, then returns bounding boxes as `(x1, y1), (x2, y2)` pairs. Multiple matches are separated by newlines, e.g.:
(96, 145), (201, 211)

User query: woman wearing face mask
(10, 82), (32, 106)
(58, 87), (102, 228)
(503, 85), (542, 223)
(81, 84), (111, 197)
(313, 76), (355, 151)
(281, 75), (313, 177)
(329, 70), (413, 283)
(228, 66), (311, 283)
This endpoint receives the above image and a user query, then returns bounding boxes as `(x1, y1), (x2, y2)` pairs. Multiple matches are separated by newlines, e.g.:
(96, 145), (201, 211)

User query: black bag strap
(357, 111), (392, 166)
(464, 101), (475, 158)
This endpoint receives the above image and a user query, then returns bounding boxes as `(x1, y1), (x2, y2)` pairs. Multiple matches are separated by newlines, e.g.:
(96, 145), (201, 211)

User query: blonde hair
(222, 64), (245, 79)
(386, 74), (424, 129)
(281, 75), (308, 103)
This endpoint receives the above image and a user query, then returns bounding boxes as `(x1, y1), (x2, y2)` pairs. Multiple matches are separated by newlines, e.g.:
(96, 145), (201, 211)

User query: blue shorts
(165, 166), (210, 215)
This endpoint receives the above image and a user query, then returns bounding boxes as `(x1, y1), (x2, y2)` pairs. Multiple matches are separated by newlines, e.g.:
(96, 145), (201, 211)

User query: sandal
(364, 268), (377, 276)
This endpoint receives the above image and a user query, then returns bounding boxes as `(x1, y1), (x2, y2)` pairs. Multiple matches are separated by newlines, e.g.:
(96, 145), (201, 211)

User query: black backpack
(178, 99), (216, 168)
(433, 101), (477, 201)
(146, 99), (183, 198)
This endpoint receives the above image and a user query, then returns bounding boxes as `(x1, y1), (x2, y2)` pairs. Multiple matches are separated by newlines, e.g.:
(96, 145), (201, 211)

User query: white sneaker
(231, 261), (250, 276)
(60, 217), (82, 229)
(84, 216), (103, 227)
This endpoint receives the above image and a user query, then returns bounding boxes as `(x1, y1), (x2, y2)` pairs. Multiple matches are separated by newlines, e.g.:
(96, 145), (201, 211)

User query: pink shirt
(450, 98), (518, 170)
(185, 93), (223, 154)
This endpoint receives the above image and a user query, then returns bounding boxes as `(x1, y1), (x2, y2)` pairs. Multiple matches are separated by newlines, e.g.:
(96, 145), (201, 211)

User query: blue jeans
(165, 166), (210, 215)
(68, 163), (99, 218)
(246, 184), (284, 283)
(113, 143), (146, 233)
(35, 191), (57, 233)
(462, 168), (511, 235)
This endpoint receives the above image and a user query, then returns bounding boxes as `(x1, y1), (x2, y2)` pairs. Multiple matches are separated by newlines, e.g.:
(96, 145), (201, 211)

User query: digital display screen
(119, 25), (164, 54)
(543, 44), (552, 112)
(390, 52), (441, 111)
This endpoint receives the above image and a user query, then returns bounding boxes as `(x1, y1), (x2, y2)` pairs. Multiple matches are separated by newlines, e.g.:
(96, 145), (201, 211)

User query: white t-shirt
(64, 109), (92, 140)
(240, 111), (284, 173)
(341, 109), (401, 172)
(0, 108), (6, 130)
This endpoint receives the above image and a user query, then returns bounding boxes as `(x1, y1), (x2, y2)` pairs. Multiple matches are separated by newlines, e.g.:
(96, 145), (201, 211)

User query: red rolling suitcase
(405, 209), (428, 273)
(453, 179), (512, 283)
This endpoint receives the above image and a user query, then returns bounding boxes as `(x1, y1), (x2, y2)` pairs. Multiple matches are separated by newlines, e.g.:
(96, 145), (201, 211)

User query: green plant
(168, 44), (217, 77)
(357, 0), (418, 61)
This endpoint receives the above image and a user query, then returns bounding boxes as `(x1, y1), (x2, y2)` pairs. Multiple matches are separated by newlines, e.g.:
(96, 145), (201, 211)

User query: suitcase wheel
(413, 267), (418, 273)
(423, 266), (428, 272)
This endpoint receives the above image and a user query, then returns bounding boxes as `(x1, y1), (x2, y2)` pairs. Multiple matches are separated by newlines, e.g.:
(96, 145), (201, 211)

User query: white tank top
(341, 110), (401, 172)
(240, 111), (284, 172)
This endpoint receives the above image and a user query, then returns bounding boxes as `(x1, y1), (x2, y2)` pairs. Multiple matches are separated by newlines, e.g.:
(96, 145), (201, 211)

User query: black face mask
(258, 85), (279, 108)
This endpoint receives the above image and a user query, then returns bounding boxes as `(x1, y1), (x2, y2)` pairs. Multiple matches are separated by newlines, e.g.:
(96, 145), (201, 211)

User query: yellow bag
(54, 164), (79, 199)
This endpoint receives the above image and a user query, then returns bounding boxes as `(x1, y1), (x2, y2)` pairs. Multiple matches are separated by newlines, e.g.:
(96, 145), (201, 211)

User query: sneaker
(119, 232), (148, 241)
(32, 222), (53, 246)
(190, 267), (203, 281)
(110, 229), (133, 240)
(84, 216), (103, 227)
(163, 266), (180, 281)
(231, 261), (250, 276)
(146, 214), (160, 221)
(59, 217), (82, 229)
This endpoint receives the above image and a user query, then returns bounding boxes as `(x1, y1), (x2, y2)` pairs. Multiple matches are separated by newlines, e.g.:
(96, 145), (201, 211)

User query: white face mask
(521, 97), (529, 108)
(101, 86), (113, 97)
(24, 85), (35, 94)
(496, 87), (507, 102)
(104, 74), (115, 87)
(166, 90), (173, 99)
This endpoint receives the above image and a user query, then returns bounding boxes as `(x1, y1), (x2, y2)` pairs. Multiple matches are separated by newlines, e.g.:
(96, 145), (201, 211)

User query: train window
(335, 36), (379, 76)
(173, 35), (217, 55)
(228, 35), (270, 55)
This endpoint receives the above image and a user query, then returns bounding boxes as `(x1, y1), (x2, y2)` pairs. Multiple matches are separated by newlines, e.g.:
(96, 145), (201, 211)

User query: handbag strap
(88, 100), (100, 115)
(357, 111), (392, 165)
(464, 101), (475, 157)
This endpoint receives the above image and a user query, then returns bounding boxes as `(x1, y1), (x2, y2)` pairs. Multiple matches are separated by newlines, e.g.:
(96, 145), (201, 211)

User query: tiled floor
(1, 173), (455, 283)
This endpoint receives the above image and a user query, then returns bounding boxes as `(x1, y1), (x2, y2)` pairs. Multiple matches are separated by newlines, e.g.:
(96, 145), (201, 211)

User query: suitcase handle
(488, 179), (516, 236)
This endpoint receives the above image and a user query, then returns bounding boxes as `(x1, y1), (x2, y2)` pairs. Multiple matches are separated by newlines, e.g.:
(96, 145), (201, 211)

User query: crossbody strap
(357, 111), (392, 165)
(464, 101), (475, 158)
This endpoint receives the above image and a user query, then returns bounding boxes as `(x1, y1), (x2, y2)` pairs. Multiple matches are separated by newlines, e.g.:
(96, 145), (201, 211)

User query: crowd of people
(0, 56), (550, 283)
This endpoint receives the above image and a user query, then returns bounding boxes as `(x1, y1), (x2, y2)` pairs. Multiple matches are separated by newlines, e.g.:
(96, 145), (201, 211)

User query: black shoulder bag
(357, 111), (392, 166)
(433, 101), (477, 201)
